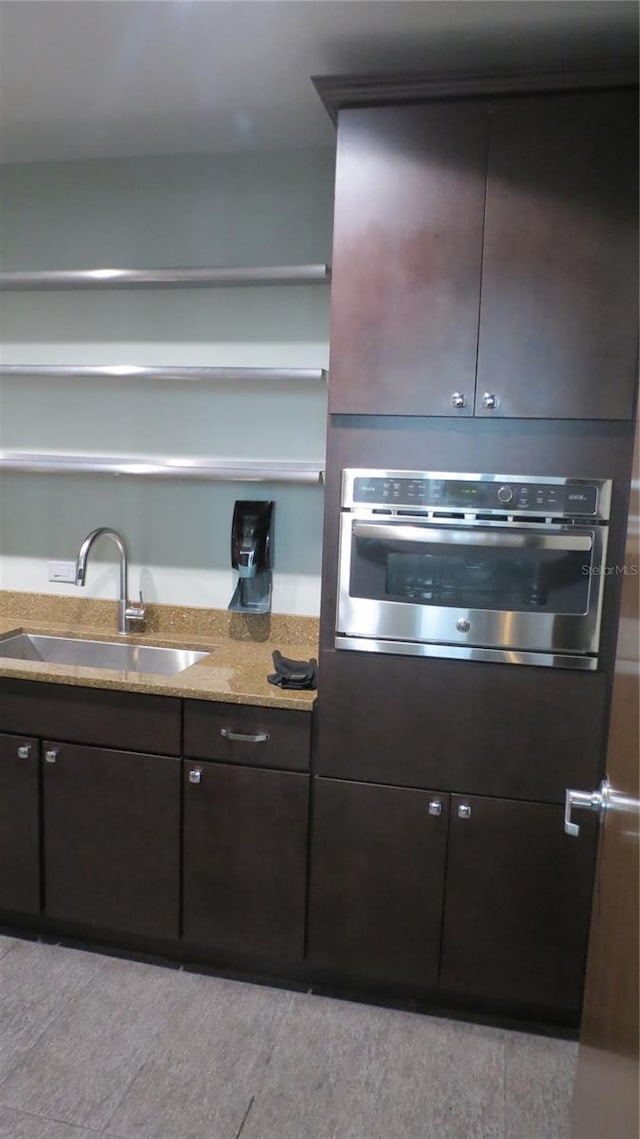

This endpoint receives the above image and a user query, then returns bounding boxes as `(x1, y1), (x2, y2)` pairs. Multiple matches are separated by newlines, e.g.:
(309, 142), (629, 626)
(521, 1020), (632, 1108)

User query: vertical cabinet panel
(0, 733), (40, 915)
(476, 91), (638, 420)
(316, 649), (606, 804)
(440, 795), (598, 1015)
(308, 778), (449, 986)
(43, 742), (180, 939)
(328, 102), (488, 416)
(182, 763), (309, 961)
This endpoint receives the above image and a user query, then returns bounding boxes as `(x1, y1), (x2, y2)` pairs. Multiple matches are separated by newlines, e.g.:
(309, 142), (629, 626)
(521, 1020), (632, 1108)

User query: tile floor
(0, 935), (578, 1139)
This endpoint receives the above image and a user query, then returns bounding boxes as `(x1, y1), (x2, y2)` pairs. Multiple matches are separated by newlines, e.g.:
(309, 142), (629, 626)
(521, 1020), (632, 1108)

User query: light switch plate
(48, 560), (76, 583)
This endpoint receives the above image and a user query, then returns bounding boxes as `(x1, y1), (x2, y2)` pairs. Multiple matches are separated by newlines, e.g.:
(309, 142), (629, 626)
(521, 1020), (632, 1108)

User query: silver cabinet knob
(188, 768), (203, 785)
(45, 748), (59, 764)
(17, 744), (32, 759)
(428, 799), (442, 817)
(481, 392), (498, 410)
(456, 618), (471, 633)
(451, 392), (466, 409)
(457, 803), (472, 819)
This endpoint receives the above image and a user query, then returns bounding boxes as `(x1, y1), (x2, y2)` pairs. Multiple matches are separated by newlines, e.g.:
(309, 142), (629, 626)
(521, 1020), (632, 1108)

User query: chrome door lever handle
(565, 780), (609, 836)
(565, 779), (640, 836)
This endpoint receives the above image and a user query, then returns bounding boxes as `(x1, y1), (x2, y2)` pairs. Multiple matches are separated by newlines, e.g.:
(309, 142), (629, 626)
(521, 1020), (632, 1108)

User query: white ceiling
(0, 0), (636, 164)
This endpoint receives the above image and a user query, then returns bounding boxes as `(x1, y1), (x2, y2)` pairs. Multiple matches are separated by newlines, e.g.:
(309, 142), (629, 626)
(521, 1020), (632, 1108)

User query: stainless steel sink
(0, 633), (209, 676)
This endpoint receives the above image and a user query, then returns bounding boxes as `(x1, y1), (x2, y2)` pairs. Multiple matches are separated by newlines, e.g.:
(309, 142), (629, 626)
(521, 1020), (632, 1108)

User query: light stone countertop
(0, 593), (318, 712)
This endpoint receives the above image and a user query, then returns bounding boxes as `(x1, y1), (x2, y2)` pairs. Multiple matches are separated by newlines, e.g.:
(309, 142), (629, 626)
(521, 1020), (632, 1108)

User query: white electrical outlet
(48, 561), (77, 584)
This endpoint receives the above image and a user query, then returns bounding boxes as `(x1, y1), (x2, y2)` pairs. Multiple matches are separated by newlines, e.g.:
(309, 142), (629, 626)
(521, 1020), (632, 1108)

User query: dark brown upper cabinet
(476, 91), (638, 420)
(328, 101), (489, 416)
(328, 90), (638, 420)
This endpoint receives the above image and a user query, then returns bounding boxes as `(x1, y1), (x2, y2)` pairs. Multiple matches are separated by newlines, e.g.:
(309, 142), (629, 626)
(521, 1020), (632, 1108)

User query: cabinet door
(43, 742), (180, 939)
(440, 795), (598, 1017)
(329, 102), (488, 416)
(476, 91), (638, 420)
(0, 733), (39, 915)
(308, 778), (449, 986)
(183, 762), (309, 961)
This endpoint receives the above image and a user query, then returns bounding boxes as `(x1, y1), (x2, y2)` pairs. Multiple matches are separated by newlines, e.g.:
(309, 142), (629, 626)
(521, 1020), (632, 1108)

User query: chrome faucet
(75, 527), (146, 635)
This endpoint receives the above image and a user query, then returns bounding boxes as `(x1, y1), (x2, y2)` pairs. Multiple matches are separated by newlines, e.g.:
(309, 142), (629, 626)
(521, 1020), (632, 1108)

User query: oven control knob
(497, 485), (513, 504)
(456, 618), (471, 633)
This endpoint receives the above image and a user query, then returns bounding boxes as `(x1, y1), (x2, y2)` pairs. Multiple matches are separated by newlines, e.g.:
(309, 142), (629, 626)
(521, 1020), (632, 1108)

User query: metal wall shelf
(0, 452), (325, 485)
(0, 264), (331, 291)
(1, 266), (329, 487)
(0, 365), (327, 383)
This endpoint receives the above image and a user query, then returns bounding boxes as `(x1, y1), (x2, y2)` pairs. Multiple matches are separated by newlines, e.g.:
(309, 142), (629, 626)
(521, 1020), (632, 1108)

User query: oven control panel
(347, 473), (608, 519)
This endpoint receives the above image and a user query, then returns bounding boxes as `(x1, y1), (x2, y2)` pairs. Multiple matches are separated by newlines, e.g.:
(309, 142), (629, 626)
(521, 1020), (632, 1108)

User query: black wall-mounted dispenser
(229, 500), (274, 614)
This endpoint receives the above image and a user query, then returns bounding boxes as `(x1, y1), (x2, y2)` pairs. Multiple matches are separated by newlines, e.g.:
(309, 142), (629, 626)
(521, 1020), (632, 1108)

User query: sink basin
(0, 633), (209, 676)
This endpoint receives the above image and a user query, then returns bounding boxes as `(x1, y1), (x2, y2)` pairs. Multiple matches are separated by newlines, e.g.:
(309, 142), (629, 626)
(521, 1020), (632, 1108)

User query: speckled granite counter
(0, 593), (318, 712)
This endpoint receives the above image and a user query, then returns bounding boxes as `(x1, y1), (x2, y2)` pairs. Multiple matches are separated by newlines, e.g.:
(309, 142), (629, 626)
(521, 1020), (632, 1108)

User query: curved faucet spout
(76, 527), (127, 592)
(74, 527), (145, 635)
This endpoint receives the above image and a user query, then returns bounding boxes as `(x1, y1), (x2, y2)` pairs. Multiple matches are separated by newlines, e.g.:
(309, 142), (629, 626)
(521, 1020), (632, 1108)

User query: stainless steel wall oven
(336, 470), (612, 669)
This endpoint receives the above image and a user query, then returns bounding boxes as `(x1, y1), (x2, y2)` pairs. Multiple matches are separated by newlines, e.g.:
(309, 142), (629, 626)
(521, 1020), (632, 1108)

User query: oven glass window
(350, 531), (592, 614)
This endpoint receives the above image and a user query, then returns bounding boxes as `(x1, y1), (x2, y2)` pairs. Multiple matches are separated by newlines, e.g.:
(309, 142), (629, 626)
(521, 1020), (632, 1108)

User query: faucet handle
(125, 591), (146, 627)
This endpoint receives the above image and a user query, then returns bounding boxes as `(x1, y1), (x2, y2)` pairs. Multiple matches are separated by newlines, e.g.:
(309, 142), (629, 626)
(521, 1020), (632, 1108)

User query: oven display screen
(447, 484), (481, 501)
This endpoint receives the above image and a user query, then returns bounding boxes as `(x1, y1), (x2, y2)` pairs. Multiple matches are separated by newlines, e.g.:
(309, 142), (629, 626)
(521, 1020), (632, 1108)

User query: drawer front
(183, 700), (311, 771)
(0, 678), (181, 755)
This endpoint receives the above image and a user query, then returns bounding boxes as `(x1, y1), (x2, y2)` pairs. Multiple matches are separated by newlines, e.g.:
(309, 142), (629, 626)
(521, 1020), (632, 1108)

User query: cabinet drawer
(183, 700), (311, 771)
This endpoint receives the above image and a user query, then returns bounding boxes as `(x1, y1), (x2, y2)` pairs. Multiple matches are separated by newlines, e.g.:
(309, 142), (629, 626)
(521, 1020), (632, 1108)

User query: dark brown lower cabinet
(0, 733), (40, 915)
(307, 780), (597, 1017)
(307, 778), (449, 986)
(43, 741), (181, 939)
(440, 794), (598, 1016)
(182, 761), (309, 961)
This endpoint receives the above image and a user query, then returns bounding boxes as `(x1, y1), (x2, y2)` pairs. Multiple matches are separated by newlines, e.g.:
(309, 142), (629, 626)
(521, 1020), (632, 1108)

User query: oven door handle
(351, 522), (593, 552)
